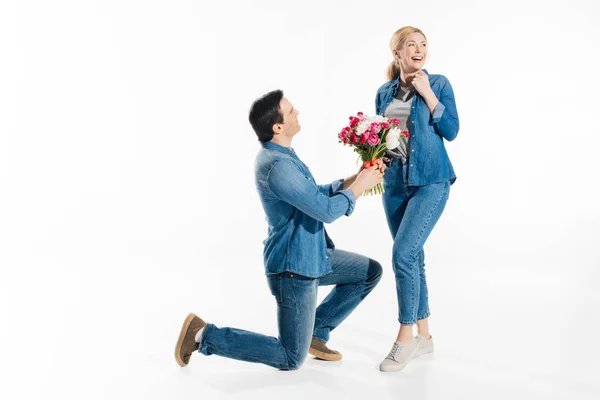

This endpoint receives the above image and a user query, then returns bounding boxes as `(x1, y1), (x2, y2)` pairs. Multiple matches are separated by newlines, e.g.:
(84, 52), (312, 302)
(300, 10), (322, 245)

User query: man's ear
(272, 123), (282, 136)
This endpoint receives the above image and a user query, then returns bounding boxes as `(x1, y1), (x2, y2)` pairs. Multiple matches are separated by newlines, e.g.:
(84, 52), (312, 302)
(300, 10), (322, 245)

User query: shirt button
(411, 149), (415, 152)
(410, 164), (414, 167)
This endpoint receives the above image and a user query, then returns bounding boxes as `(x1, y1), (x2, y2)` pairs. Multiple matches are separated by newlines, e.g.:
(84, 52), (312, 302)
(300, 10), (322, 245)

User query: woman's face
(395, 32), (427, 73)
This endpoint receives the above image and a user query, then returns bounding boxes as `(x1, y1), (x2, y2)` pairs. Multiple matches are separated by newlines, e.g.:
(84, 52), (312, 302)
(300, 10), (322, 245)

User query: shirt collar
(262, 141), (295, 155)
(392, 68), (429, 89)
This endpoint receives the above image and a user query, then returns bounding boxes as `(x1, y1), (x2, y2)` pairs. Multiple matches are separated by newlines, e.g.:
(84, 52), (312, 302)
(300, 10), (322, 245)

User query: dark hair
(249, 90), (284, 143)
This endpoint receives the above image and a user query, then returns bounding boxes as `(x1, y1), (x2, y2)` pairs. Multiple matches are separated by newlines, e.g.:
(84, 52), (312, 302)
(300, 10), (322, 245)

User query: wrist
(423, 89), (436, 102)
(348, 183), (363, 199)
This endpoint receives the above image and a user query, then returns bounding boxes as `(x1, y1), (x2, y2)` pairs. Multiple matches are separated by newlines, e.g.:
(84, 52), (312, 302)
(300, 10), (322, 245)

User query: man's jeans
(382, 157), (450, 325)
(198, 249), (382, 370)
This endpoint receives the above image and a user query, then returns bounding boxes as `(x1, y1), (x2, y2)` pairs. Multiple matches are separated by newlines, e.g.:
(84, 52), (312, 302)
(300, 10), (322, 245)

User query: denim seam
(323, 272), (364, 277)
(417, 311), (430, 321)
(289, 277), (299, 370)
(408, 184), (449, 261)
(417, 252), (429, 320)
(313, 283), (362, 333)
(277, 275), (283, 305)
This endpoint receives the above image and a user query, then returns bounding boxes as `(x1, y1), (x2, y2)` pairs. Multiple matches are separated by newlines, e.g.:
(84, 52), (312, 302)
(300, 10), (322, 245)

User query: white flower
(356, 115), (388, 135)
(368, 115), (388, 123)
(356, 120), (371, 135)
(386, 127), (401, 149)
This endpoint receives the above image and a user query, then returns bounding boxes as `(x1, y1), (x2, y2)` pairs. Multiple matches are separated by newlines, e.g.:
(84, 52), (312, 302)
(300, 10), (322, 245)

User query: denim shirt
(375, 69), (459, 186)
(254, 141), (357, 278)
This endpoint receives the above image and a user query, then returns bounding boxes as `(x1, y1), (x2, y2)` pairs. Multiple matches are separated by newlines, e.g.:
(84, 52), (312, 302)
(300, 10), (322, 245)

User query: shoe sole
(174, 313), (198, 367)
(379, 348), (418, 372)
(308, 347), (342, 361)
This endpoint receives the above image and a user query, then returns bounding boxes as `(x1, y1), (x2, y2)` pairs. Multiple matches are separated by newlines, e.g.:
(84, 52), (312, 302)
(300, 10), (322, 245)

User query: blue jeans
(198, 249), (382, 370)
(382, 157), (450, 325)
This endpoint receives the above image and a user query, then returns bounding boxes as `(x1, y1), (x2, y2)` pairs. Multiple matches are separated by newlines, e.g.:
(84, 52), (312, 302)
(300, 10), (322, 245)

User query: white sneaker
(414, 334), (434, 357)
(379, 340), (419, 372)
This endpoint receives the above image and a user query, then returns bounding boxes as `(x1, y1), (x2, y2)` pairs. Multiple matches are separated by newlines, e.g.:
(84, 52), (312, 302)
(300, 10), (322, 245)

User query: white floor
(4, 259), (599, 400)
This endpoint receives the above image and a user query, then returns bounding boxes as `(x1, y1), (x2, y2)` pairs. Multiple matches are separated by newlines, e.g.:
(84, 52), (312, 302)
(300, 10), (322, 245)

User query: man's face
(274, 97), (301, 137)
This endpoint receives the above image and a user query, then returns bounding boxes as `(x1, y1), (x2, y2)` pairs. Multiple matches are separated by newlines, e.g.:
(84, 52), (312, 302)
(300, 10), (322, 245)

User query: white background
(1, 0), (599, 399)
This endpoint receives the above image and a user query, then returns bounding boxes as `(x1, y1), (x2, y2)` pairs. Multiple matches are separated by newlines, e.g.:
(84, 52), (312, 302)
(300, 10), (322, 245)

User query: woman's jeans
(382, 157), (450, 325)
(198, 249), (382, 370)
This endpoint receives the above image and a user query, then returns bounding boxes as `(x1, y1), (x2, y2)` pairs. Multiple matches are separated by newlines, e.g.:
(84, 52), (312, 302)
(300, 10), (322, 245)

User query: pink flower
(401, 130), (410, 138)
(338, 131), (348, 143)
(370, 122), (382, 134)
(391, 118), (401, 125)
(367, 134), (380, 146)
(349, 133), (358, 144)
(382, 122), (390, 129)
(357, 112), (364, 117)
(359, 133), (368, 145)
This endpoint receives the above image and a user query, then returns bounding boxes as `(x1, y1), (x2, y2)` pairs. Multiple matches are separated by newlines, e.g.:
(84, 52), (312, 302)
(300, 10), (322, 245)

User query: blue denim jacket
(254, 142), (357, 278)
(375, 69), (459, 186)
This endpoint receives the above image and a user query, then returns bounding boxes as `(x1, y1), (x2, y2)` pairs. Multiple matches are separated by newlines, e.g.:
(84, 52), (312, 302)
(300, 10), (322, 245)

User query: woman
(375, 26), (459, 372)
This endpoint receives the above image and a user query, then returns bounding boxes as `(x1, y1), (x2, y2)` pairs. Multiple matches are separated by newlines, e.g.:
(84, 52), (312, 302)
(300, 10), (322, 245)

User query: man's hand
(359, 158), (387, 174)
(349, 166), (384, 199)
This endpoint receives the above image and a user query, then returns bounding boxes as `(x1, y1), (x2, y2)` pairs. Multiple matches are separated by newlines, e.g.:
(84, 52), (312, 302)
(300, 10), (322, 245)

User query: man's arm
(268, 160), (357, 224)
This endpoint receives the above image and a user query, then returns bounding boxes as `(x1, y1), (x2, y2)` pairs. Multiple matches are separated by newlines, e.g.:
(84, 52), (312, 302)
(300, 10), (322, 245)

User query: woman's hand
(412, 70), (432, 97)
(413, 70), (439, 113)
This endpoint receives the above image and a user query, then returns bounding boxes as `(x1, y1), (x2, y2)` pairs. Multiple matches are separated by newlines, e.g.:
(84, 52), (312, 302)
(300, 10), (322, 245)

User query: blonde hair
(386, 26), (427, 81)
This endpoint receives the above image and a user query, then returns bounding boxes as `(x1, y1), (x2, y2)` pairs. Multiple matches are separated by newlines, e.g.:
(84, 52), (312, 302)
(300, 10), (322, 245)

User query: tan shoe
(174, 313), (206, 367)
(308, 338), (342, 361)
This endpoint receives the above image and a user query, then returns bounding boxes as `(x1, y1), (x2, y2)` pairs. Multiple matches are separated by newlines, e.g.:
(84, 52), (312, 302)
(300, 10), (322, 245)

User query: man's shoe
(308, 338), (342, 361)
(174, 313), (206, 367)
(379, 340), (418, 372)
(414, 334), (434, 357)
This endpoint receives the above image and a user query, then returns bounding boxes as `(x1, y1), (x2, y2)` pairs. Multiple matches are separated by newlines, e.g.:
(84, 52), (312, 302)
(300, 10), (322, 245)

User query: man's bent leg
(198, 272), (317, 370)
(313, 249), (382, 344)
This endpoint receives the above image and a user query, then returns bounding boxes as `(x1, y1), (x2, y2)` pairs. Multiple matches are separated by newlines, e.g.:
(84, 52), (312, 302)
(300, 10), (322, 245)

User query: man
(175, 90), (385, 370)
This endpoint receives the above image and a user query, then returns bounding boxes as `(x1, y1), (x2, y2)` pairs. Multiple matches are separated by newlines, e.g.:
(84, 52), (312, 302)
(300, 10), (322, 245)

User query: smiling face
(273, 97), (301, 139)
(395, 32), (428, 74)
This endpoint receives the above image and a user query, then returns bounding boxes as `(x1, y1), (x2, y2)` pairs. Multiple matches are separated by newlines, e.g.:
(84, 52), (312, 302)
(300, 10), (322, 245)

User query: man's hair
(249, 90), (284, 143)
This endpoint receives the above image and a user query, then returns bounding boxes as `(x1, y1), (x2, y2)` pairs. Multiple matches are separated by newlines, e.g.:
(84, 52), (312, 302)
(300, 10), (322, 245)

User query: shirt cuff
(330, 179), (345, 194)
(338, 188), (357, 216)
(432, 102), (445, 122)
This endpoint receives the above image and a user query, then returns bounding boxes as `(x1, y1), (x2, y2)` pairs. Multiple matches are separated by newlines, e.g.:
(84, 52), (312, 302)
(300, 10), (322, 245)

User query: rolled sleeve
(432, 101), (446, 122)
(319, 179), (345, 196)
(267, 161), (354, 224)
(336, 188), (356, 216)
(432, 78), (459, 142)
(330, 179), (345, 194)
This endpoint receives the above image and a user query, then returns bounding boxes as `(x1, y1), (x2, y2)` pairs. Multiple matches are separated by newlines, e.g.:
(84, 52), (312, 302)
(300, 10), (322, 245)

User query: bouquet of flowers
(337, 112), (409, 195)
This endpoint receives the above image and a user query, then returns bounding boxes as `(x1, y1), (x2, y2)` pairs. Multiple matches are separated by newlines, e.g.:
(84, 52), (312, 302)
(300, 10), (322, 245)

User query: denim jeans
(382, 157), (450, 325)
(198, 249), (382, 370)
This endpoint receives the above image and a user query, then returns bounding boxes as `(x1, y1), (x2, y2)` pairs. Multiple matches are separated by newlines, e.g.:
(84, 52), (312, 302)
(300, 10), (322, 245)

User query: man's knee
(283, 353), (307, 371)
(367, 259), (383, 284)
